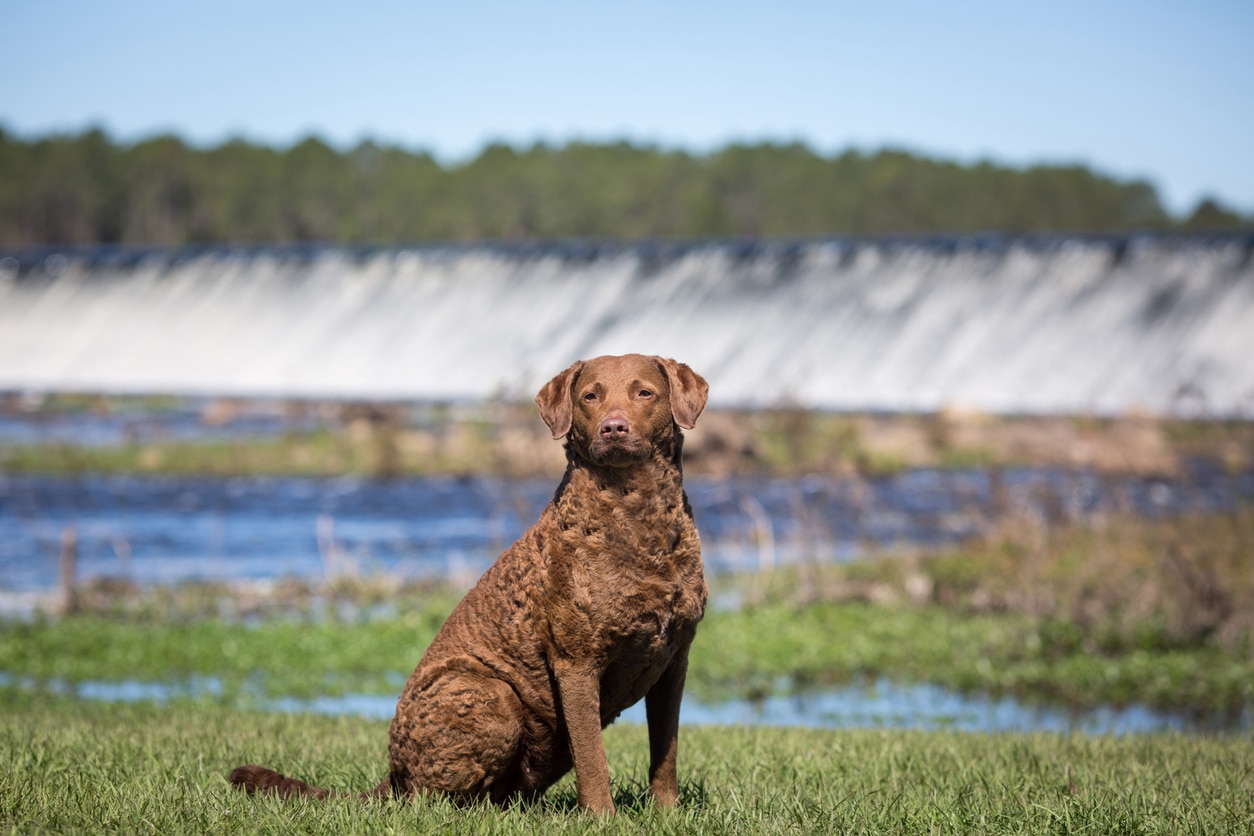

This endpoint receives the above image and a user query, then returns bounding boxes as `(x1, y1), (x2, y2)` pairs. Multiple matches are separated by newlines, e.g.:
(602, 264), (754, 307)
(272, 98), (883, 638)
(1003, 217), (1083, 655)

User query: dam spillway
(1, 233), (1251, 416)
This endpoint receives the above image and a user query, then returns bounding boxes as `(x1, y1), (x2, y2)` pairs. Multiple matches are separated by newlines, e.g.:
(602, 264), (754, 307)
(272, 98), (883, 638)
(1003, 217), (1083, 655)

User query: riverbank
(3, 395), (1253, 479)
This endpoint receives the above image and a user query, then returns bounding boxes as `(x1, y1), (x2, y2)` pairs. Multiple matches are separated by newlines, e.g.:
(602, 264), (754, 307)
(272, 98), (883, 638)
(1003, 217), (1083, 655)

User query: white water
(2, 235), (1252, 415)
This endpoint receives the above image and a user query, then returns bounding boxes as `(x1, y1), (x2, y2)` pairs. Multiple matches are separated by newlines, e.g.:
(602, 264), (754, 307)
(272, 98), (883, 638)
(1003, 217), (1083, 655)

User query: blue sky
(3, 0), (1251, 215)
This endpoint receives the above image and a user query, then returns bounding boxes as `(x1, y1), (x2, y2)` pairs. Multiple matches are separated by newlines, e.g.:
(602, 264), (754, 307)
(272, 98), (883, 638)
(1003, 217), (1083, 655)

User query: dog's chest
(576, 509), (705, 637)
(595, 558), (705, 715)
(545, 469), (706, 658)
(609, 558), (703, 641)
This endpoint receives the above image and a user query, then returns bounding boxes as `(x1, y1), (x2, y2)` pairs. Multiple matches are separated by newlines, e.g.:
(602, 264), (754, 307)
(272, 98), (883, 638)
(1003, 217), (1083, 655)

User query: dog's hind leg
(388, 669), (528, 802)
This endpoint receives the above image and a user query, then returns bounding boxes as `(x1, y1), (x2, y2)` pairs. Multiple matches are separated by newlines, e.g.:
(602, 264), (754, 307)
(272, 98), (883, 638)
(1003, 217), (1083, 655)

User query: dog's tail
(228, 765), (392, 801)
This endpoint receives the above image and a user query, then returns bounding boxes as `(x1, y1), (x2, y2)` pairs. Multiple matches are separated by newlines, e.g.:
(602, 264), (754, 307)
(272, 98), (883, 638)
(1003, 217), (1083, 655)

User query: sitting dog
(230, 354), (709, 814)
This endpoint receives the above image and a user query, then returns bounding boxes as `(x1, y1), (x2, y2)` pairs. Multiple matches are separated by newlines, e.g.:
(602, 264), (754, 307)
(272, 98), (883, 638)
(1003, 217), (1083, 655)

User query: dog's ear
(655, 357), (709, 429)
(535, 361), (584, 439)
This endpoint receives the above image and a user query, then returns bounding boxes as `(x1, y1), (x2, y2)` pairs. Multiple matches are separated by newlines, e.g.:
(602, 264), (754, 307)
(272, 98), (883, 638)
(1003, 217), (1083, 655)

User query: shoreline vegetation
(3, 395), (1253, 479)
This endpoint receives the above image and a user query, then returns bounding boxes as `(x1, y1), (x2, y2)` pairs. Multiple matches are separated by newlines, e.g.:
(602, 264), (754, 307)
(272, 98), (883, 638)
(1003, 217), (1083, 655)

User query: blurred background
(1, 1), (1252, 732)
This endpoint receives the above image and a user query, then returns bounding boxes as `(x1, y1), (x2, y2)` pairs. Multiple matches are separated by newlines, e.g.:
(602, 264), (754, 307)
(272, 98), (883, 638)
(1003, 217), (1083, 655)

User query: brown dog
(229, 354), (709, 814)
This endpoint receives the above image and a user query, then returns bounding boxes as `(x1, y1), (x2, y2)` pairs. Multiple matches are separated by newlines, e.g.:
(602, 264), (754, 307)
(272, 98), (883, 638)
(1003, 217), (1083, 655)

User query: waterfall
(1, 234), (1251, 416)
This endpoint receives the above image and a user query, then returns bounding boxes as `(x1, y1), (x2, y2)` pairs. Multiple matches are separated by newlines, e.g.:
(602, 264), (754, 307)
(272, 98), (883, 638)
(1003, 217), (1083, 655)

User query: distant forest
(0, 126), (1248, 247)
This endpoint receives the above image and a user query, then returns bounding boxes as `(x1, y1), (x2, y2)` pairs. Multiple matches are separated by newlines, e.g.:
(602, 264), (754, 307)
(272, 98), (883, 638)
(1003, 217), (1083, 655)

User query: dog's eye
(638, 389), (654, 398)
(582, 391), (598, 402)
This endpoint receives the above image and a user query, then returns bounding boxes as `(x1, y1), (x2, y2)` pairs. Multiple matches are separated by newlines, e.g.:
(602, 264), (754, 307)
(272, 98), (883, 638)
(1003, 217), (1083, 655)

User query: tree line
(0, 126), (1247, 247)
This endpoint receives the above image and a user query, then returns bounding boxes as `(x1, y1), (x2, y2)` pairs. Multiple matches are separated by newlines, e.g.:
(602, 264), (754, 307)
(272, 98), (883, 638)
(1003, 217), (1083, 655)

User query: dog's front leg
(553, 661), (615, 814)
(644, 650), (689, 807)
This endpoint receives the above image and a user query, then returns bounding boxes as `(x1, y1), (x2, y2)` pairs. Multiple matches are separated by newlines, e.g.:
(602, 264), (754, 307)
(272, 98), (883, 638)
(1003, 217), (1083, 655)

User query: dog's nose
(599, 415), (630, 439)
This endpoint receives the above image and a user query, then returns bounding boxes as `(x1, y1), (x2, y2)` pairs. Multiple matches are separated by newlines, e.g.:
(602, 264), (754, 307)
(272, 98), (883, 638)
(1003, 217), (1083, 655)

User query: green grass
(691, 599), (1254, 713)
(1, 699), (1251, 834)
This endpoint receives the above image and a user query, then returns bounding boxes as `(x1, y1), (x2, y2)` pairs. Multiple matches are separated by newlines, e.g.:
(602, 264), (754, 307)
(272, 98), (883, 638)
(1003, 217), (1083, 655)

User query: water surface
(4, 672), (1244, 737)
(3, 465), (1250, 595)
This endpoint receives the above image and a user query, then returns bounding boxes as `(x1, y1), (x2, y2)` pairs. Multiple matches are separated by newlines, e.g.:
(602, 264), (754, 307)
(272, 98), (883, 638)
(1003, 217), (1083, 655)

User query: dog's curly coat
(229, 354), (709, 814)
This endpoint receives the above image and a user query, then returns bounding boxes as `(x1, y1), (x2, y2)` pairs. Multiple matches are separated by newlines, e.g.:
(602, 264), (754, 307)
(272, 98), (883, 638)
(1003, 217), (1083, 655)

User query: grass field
(2, 698), (1252, 834)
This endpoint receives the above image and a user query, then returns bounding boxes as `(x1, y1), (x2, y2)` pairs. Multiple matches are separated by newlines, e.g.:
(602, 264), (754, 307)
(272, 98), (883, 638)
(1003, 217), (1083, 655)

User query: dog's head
(535, 354), (708, 467)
